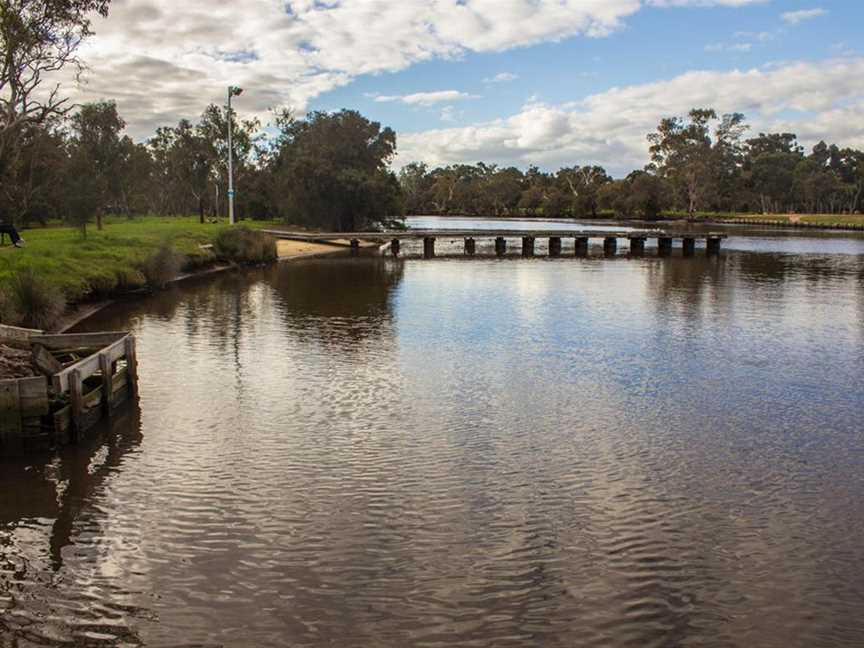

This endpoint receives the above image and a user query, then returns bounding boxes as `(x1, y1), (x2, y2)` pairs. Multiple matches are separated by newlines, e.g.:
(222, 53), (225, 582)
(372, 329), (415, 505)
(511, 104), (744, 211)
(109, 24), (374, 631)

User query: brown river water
(2, 219), (864, 647)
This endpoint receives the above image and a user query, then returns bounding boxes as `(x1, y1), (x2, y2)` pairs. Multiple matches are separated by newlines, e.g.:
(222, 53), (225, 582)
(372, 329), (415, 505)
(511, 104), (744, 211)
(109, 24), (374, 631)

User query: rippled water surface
(2, 222), (864, 647)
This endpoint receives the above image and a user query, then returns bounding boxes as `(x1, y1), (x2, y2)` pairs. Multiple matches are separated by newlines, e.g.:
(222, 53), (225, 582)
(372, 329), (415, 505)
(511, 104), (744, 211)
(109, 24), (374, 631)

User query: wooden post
(682, 237), (696, 256)
(99, 352), (113, 416)
(124, 336), (139, 400)
(495, 237), (506, 256)
(574, 237), (589, 256)
(658, 237), (673, 256)
(521, 236), (535, 257)
(0, 380), (22, 445)
(69, 369), (83, 442)
(707, 237), (721, 255)
(548, 237), (562, 257)
(464, 237), (476, 256)
(603, 237), (617, 256)
(423, 237), (435, 258)
(350, 239), (360, 256)
(390, 238), (400, 257)
(630, 237), (646, 255)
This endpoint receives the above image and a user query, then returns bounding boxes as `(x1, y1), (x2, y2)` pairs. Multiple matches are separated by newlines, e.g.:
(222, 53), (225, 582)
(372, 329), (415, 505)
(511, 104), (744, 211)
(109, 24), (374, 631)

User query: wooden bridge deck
(261, 228), (728, 258)
(262, 229), (728, 242)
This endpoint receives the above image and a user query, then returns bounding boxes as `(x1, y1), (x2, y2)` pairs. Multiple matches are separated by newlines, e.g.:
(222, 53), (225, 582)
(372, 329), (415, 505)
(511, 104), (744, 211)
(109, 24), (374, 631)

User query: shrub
(214, 227), (277, 264)
(7, 269), (66, 330)
(0, 288), (21, 325)
(139, 244), (186, 289)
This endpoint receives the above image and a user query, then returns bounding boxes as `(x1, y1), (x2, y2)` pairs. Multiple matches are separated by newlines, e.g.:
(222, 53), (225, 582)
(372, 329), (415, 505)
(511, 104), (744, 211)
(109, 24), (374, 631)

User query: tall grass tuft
(139, 244), (186, 289)
(7, 269), (66, 330)
(214, 227), (277, 264)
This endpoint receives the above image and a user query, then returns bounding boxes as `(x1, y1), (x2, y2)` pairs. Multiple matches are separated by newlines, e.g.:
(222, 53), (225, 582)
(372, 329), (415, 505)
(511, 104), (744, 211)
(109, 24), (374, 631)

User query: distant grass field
(670, 212), (864, 227)
(0, 216), (280, 302)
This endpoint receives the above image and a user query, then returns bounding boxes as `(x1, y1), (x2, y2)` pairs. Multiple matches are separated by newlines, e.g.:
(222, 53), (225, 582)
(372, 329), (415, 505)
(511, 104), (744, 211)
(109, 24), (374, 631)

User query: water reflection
(0, 404), (143, 644)
(1, 241), (863, 646)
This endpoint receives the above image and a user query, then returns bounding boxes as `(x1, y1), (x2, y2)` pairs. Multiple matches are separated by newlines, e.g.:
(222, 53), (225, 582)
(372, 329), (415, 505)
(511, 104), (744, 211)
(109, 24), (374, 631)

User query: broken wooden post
(350, 239), (360, 256)
(423, 237), (435, 258)
(32, 344), (62, 377)
(99, 352), (113, 417)
(603, 237), (617, 256)
(521, 236), (535, 257)
(390, 238), (400, 257)
(683, 237), (696, 256)
(69, 369), (83, 442)
(658, 237), (673, 256)
(548, 237), (562, 257)
(495, 237), (506, 256)
(574, 237), (589, 256)
(464, 237), (476, 256)
(707, 236), (722, 255)
(630, 237), (646, 255)
(124, 336), (139, 400)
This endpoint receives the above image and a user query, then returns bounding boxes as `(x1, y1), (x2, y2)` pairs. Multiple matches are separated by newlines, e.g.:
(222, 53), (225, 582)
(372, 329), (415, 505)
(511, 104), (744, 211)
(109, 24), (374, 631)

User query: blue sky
(70, 1), (864, 175)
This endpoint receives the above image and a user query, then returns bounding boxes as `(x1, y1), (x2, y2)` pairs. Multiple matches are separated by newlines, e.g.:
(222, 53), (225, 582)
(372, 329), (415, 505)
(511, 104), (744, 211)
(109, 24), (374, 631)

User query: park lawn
(1, 216), (282, 301)
(680, 212), (864, 227)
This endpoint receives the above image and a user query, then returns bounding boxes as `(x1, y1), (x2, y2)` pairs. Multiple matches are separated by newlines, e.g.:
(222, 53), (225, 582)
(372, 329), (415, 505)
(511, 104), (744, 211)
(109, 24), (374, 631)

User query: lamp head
(229, 86), (243, 97)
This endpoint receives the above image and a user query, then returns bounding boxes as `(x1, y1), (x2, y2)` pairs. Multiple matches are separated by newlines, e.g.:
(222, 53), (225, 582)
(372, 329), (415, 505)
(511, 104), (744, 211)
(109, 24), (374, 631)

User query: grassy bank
(0, 217), (280, 327)
(666, 212), (864, 228)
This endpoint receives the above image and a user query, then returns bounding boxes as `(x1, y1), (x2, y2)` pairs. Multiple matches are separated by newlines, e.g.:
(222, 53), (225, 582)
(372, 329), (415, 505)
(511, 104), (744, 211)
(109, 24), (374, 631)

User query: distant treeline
(401, 110), (864, 220)
(0, 102), (403, 233)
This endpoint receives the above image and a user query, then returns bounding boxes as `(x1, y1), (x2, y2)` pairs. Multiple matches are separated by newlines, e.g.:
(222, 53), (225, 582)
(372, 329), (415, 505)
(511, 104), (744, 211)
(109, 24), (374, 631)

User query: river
(2, 217), (863, 647)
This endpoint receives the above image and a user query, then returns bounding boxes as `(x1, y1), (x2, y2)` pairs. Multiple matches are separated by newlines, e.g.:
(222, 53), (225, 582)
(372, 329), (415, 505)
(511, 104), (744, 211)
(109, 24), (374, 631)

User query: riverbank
(671, 212), (864, 230)
(0, 217), (291, 330)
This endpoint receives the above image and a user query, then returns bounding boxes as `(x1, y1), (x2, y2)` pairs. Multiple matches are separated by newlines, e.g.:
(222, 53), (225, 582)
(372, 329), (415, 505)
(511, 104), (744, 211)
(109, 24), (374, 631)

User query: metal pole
(227, 86), (235, 225)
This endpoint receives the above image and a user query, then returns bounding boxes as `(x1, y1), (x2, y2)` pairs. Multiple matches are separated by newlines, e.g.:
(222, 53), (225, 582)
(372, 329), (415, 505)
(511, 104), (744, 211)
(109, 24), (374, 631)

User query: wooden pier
(263, 229), (727, 259)
(0, 326), (138, 454)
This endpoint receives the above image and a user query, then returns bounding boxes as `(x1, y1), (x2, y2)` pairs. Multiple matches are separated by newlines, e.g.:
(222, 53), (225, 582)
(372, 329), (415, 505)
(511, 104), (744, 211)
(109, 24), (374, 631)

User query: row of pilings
(364, 235), (724, 259)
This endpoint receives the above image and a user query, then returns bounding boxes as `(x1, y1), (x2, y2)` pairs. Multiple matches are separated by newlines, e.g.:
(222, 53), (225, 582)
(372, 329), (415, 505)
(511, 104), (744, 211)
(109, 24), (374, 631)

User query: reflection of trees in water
(269, 258), (405, 346)
(647, 251), (864, 321)
(646, 256), (728, 322)
(0, 403), (144, 643)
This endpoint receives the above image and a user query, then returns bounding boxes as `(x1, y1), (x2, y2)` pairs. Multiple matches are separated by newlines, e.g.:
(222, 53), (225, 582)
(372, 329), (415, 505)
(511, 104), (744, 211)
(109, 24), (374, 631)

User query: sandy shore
(276, 239), (377, 259)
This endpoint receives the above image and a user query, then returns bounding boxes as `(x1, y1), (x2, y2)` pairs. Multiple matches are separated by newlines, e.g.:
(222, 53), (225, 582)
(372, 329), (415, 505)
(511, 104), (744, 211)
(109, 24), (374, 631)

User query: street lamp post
(227, 85), (243, 225)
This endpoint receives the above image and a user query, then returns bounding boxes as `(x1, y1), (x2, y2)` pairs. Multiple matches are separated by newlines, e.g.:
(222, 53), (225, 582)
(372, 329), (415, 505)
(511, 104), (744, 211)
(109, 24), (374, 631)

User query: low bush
(214, 227), (277, 264)
(139, 244), (186, 289)
(0, 289), (20, 325)
(7, 269), (66, 330)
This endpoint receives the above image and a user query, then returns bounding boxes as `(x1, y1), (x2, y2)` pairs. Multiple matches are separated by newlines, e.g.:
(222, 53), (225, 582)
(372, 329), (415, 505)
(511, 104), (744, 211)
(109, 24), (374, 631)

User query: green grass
(1, 216), (281, 302)
(669, 212), (864, 227)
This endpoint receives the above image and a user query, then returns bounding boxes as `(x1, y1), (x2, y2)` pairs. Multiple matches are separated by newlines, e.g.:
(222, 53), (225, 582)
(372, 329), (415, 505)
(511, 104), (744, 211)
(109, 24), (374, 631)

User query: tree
(267, 110), (402, 231)
(557, 165), (611, 217)
(68, 101), (126, 228)
(648, 108), (719, 215)
(0, 0), (111, 224)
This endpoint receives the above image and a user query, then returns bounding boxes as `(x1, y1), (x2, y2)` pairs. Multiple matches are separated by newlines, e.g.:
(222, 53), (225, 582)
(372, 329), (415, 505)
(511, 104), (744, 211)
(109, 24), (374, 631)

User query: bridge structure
(262, 229), (728, 258)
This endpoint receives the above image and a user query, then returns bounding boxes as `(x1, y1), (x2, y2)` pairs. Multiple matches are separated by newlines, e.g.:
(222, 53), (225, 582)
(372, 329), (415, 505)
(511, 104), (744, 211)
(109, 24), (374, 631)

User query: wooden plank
(53, 336), (129, 392)
(0, 324), (43, 342)
(30, 331), (126, 351)
(17, 377), (49, 417)
(32, 344), (63, 377)
(99, 352), (112, 416)
(0, 380), (23, 442)
(69, 369), (83, 441)
(125, 336), (139, 399)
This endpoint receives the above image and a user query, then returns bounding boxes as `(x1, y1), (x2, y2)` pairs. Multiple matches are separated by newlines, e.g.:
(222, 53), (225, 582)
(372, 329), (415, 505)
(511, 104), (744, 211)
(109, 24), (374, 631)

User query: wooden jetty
(262, 229), (727, 259)
(0, 325), (138, 454)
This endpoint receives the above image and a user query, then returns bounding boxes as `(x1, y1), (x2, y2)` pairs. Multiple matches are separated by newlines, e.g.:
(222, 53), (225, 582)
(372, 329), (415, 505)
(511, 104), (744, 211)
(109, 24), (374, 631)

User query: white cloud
(54, 0), (767, 138)
(396, 58), (864, 175)
(781, 8), (827, 25)
(705, 42), (752, 52)
(374, 90), (479, 106)
(484, 72), (519, 83)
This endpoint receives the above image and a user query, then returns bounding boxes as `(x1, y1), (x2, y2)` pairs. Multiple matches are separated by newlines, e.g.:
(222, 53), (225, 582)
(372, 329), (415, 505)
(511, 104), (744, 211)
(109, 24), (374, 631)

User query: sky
(64, 0), (864, 176)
